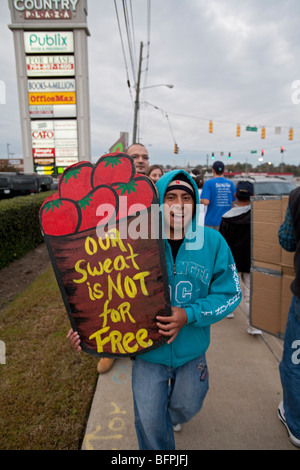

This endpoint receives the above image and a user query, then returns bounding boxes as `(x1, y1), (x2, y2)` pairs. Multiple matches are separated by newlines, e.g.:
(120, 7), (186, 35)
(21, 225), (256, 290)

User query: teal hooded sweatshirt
(140, 169), (241, 368)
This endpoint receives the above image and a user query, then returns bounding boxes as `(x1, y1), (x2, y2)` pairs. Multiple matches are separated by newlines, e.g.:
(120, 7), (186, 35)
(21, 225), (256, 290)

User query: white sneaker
(277, 401), (300, 448)
(173, 424), (182, 432)
(227, 313), (234, 319)
(247, 326), (262, 335)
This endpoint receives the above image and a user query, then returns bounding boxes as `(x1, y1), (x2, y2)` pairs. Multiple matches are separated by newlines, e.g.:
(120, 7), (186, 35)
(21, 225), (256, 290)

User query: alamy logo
(95, 200), (205, 251)
(292, 81), (300, 104)
(0, 80), (6, 104)
(291, 340), (300, 365)
(0, 341), (6, 365)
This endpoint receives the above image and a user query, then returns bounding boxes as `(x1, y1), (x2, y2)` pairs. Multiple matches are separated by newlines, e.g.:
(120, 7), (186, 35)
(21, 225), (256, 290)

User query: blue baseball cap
(212, 161), (225, 174)
(236, 180), (254, 199)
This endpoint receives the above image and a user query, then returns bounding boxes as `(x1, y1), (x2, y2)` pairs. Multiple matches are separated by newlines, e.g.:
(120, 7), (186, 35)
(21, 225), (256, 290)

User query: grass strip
(0, 267), (99, 450)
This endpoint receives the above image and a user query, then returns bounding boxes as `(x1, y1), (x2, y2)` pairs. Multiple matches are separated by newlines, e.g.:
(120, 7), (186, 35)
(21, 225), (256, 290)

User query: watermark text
(0, 80), (6, 104)
(292, 80), (300, 104)
(291, 340), (300, 365)
(95, 199), (205, 251)
(0, 340), (6, 365)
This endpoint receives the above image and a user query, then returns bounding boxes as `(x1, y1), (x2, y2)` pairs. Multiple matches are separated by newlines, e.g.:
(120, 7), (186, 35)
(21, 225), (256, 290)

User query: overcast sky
(1, 0), (300, 169)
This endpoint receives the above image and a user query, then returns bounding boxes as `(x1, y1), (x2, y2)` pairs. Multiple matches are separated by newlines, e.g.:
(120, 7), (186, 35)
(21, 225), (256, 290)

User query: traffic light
(281, 146), (285, 153)
(174, 143), (179, 154)
(228, 152), (231, 159)
(261, 149), (265, 156)
(289, 128), (294, 141)
(209, 120), (213, 133)
(236, 124), (241, 137)
(211, 152), (215, 159)
(261, 127), (266, 139)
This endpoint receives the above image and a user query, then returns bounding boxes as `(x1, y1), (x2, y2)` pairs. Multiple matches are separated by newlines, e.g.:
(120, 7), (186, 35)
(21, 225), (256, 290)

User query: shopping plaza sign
(13, 0), (79, 12)
(25, 31), (74, 53)
(26, 56), (75, 77)
(9, 0), (87, 23)
(8, 0), (91, 173)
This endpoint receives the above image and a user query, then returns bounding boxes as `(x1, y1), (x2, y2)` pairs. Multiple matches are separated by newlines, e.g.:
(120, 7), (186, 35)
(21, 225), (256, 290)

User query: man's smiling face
(163, 189), (195, 240)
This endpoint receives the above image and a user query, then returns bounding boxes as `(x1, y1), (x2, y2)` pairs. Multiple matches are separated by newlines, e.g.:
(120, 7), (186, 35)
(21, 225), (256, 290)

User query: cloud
(1, 0), (300, 169)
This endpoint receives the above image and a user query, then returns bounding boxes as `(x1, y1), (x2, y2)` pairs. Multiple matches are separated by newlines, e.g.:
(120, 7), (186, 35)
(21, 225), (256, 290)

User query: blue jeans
(132, 355), (209, 450)
(279, 295), (300, 439)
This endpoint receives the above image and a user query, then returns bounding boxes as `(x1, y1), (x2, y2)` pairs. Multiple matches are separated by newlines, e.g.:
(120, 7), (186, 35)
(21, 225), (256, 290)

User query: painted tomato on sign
(39, 152), (171, 358)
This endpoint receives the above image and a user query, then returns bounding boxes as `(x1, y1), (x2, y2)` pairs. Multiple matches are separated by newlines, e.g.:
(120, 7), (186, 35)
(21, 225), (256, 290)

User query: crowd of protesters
(68, 145), (300, 450)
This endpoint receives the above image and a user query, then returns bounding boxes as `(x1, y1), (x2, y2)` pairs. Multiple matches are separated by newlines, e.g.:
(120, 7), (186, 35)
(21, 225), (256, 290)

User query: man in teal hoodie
(68, 169), (241, 450)
(131, 170), (241, 450)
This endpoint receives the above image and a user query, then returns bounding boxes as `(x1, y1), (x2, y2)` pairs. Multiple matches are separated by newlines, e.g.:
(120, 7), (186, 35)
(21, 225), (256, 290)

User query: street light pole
(132, 41), (174, 144)
(132, 42), (143, 145)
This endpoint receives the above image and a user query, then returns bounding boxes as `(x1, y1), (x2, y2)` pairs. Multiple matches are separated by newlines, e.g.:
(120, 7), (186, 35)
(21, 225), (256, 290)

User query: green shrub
(0, 192), (55, 269)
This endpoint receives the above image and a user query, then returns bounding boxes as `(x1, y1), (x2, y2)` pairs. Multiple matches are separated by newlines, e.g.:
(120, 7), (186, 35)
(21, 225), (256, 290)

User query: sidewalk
(81, 303), (297, 451)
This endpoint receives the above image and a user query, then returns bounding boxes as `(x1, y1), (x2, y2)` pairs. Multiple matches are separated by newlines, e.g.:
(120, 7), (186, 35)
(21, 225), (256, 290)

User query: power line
(165, 114), (176, 143)
(114, 0), (134, 105)
(122, 0), (137, 86)
(144, 100), (299, 138)
(129, 0), (137, 68)
(142, 101), (300, 156)
(115, 1), (153, 141)
(145, 0), (151, 79)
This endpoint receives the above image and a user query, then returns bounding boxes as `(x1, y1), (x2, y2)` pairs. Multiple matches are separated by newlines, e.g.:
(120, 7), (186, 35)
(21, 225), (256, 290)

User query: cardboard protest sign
(39, 153), (171, 358)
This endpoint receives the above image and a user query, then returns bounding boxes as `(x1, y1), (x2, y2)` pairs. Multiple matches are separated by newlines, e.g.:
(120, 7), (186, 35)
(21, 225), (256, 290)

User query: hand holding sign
(40, 152), (171, 358)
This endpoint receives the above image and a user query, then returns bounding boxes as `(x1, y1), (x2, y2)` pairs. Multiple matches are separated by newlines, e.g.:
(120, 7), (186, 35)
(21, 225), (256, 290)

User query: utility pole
(132, 42), (143, 144)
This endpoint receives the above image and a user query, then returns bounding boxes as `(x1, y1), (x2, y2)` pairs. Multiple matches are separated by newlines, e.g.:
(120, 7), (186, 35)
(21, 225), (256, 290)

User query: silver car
(232, 176), (296, 196)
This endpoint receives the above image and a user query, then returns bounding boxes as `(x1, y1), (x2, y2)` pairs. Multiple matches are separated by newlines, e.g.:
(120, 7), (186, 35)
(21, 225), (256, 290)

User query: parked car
(37, 175), (53, 192)
(232, 176), (296, 196)
(0, 173), (15, 199)
(0, 172), (53, 199)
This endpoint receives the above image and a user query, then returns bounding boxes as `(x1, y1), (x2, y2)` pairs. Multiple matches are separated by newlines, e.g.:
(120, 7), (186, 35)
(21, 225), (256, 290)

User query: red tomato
(40, 192), (59, 211)
(40, 198), (81, 236)
(78, 185), (119, 232)
(113, 176), (155, 220)
(92, 153), (135, 187)
(59, 162), (93, 201)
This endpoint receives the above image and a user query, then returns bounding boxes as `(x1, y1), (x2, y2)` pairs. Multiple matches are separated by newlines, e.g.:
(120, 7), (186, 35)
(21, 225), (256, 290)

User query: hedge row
(0, 192), (55, 269)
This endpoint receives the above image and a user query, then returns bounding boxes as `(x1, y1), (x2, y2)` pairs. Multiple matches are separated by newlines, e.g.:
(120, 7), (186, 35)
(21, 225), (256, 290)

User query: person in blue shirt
(200, 161), (236, 229)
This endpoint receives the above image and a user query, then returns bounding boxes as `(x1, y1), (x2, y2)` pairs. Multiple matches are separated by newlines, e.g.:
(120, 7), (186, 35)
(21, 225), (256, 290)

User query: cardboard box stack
(250, 196), (295, 339)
